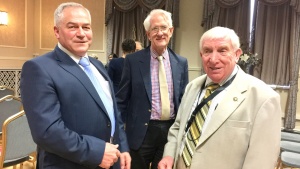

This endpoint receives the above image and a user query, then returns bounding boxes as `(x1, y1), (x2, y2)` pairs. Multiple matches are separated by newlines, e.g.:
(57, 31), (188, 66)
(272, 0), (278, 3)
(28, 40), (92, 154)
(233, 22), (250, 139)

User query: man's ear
(146, 31), (151, 41)
(235, 48), (243, 61)
(54, 26), (59, 39)
(169, 27), (174, 38)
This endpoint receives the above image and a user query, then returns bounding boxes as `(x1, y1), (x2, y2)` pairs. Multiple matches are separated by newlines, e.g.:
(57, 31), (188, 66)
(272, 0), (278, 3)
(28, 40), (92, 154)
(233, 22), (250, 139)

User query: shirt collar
(57, 42), (88, 64)
(150, 48), (169, 60)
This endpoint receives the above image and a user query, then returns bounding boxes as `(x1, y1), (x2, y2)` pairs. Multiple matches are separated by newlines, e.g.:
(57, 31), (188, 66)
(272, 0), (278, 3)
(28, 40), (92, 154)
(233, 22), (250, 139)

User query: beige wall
(0, 0), (106, 69)
(175, 0), (204, 81)
(0, 0), (33, 69)
(0, 0), (299, 129)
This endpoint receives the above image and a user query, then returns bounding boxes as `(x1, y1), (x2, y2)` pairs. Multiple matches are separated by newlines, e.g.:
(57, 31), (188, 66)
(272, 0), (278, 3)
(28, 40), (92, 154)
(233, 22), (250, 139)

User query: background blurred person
(135, 40), (144, 51)
(105, 53), (118, 70)
(108, 38), (136, 93)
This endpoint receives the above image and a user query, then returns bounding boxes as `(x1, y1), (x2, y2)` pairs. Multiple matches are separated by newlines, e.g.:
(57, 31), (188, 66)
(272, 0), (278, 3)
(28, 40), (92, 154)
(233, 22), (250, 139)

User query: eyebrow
(66, 22), (91, 26)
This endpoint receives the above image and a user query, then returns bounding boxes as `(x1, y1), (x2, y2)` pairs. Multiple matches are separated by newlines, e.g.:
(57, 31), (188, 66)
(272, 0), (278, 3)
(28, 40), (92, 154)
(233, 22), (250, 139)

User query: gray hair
(199, 26), (240, 51)
(143, 9), (173, 32)
(54, 2), (91, 26)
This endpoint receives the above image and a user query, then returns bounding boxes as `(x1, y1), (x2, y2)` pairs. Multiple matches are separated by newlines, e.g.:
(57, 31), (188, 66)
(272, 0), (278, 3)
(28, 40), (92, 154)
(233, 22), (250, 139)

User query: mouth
(155, 36), (165, 40)
(210, 66), (220, 70)
(76, 41), (87, 43)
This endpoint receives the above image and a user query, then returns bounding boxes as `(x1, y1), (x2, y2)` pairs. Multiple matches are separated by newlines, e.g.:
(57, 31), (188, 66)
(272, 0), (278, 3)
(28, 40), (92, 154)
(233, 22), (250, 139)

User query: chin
(208, 74), (222, 82)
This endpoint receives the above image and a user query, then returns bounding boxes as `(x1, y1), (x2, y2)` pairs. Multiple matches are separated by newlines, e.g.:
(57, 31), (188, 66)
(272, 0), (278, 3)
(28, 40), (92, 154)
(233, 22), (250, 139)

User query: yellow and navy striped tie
(182, 83), (219, 167)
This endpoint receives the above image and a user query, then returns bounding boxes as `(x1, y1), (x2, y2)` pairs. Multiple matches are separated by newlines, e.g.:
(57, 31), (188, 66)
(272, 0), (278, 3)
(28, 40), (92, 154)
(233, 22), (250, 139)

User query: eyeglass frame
(150, 26), (170, 34)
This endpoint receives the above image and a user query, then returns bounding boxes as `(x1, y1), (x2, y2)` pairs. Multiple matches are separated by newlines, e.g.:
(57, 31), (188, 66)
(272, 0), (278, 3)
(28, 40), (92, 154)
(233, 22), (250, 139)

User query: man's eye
(204, 50), (211, 53)
(161, 26), (167, 30)
(83, 27), (90, 30)
(152, 27), (159, 31)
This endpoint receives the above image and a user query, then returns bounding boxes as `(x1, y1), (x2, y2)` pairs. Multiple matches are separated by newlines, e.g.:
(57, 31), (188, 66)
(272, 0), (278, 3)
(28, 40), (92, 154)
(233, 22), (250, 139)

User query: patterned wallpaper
(0, 70), (21, 97)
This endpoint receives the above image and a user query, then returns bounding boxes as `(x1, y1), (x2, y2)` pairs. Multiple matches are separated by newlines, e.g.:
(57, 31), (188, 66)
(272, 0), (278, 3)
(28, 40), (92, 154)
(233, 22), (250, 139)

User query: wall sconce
(0, 11), (8, 25)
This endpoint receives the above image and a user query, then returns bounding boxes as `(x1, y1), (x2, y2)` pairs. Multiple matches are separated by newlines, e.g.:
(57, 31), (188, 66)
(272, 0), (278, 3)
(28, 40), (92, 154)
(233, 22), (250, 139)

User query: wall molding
(188, 67), (202, 72)
(0, 0), (27, 48)
(0, 57), (29, 60)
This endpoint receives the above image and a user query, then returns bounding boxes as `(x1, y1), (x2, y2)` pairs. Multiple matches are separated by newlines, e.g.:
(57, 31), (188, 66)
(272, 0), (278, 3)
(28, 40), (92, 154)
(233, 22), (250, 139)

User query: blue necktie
(79, 57), (115, 136)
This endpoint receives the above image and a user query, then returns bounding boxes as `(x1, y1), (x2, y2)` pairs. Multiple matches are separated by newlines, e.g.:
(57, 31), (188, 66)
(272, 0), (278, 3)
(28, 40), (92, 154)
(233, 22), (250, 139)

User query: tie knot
(157, 56), (163, 61)
(206, 83), (219, 92)
(79, 57), (90, 67)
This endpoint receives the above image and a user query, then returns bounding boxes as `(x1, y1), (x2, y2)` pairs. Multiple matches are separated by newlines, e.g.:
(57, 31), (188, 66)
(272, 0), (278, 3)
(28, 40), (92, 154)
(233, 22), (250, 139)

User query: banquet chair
(276, 131), (300, 169)
(0, 110), (36, 169)
(281, 130), (300, 143)
(0, 95), (23, 135)
(0, 86), (15, 99)
(279, 151), (300, 168)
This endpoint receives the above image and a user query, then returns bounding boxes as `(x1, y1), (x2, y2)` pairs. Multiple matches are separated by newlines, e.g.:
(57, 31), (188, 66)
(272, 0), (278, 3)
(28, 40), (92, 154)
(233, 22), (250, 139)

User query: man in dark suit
(20, 2), (130, 169)
(108, 39), (136, 93)
(116, 9), (189, 169)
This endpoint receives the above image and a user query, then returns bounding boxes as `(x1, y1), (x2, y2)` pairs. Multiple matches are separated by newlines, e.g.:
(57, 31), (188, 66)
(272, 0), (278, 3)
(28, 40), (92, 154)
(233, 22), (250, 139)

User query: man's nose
(209, 52), (218, 61)
(76, 27), (85, 36)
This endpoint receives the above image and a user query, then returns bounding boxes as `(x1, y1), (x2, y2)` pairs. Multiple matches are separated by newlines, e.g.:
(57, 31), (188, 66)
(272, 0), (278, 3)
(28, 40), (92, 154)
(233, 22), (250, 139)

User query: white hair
(54, 2), (91, 26)
(199, 26), (241, 51)
(143, 9), (173, 31)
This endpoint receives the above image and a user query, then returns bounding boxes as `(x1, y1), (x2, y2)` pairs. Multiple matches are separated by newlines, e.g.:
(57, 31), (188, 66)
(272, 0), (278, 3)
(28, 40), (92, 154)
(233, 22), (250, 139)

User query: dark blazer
(20, 46), (129, 169)
(116, 47), (189, 150)
(107, 57), (125, 93)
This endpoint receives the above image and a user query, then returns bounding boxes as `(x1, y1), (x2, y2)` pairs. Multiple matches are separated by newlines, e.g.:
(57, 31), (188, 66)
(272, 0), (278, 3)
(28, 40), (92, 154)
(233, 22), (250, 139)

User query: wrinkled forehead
(201, 36), (233, 49)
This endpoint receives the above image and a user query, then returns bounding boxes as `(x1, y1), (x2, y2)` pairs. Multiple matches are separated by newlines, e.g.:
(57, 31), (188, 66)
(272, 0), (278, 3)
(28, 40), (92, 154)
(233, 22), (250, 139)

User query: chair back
(0, 86), (15, 99)
(0, 95), (23, 134)
(276, 130), (300, 169)
(0, 110), (36, 168)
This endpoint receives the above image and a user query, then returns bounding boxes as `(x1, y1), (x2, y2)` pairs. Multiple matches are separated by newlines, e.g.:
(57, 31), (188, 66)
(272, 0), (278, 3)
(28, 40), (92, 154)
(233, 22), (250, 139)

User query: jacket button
(148, 109), (152, 112)
(145, 123), (148, 126)
(107, 123), (111, 127)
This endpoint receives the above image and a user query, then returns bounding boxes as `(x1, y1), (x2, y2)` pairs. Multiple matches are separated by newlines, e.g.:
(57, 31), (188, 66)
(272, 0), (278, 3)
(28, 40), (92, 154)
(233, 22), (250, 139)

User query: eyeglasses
(150, 26), (169, 33)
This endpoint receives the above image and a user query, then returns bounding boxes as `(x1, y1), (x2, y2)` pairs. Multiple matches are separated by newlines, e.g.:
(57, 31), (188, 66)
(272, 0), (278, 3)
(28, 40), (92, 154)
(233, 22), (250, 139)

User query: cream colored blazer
(163, 69), (281, 169)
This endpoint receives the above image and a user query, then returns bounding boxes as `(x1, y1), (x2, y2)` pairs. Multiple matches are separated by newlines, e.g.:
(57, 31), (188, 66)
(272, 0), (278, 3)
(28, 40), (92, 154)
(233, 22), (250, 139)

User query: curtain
(254, 0), (300, 129)
(105, 0), (179, 57)
(254, 2), (290, 84)
(201, 0), (251, 74)
(285, 0), (300, 129)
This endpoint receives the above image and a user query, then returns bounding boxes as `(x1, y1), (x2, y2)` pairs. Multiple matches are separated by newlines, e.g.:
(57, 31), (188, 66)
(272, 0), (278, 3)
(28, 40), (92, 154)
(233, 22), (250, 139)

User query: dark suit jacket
(116, 47), (189, 150)
(107, 57), (125, 93)
(20, 46), (129, 169)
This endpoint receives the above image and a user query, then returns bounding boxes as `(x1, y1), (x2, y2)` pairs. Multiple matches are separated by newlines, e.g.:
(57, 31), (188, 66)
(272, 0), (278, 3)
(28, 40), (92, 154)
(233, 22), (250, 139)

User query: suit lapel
(169, 49), (181, 106)
(138, 48), (182, 103)
(54, 47), (109, 115)
(197, 71), (247, 146)
(181, 77), (207, 124)
(139, 48), (152, 102)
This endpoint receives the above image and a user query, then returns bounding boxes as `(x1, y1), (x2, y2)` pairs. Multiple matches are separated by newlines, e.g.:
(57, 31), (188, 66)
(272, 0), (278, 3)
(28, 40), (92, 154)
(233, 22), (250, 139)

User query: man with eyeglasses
(116, 9), (189, 169)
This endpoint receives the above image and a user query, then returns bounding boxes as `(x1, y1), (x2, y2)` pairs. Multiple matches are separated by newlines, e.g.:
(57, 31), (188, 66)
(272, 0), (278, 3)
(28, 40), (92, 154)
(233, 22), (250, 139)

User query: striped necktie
(182, 83), (219, 167)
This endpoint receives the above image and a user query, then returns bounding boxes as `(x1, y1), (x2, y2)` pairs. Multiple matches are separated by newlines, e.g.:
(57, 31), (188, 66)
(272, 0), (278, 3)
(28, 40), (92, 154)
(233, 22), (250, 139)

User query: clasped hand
(99, 143), (131, 169)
